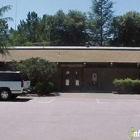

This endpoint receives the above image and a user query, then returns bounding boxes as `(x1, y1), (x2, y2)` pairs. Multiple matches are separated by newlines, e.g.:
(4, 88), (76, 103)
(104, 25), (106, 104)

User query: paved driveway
(0, 93), (140, 140)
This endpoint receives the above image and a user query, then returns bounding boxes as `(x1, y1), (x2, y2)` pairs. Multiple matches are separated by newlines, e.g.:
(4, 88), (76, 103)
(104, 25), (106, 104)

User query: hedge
(113, 78), (140, 92)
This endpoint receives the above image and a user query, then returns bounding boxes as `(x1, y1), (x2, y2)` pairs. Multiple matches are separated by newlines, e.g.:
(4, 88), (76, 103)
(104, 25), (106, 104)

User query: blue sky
(1, 0), (140, 29)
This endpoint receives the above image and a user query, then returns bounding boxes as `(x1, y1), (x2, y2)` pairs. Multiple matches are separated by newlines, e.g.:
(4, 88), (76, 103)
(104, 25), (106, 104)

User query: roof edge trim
(8, 46), (140, 51)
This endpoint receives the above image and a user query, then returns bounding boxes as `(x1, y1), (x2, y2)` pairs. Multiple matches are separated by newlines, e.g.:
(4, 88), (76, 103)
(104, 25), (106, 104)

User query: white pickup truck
(0, 71), (30, 100)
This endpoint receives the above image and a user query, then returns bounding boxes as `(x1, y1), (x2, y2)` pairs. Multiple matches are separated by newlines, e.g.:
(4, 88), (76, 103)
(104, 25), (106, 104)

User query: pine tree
(88, 0), (114, 46)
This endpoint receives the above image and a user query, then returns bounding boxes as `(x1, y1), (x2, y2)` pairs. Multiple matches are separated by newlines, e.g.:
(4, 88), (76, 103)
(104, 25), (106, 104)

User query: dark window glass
(0, 73), (22, 81)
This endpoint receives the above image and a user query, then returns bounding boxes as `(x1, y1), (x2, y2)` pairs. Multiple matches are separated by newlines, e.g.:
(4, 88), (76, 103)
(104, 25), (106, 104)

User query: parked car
(0, 71), (31, 100)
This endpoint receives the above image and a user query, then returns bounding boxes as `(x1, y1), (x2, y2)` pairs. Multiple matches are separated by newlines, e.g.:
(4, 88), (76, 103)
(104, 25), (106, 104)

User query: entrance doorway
(62, 68), (83, 91)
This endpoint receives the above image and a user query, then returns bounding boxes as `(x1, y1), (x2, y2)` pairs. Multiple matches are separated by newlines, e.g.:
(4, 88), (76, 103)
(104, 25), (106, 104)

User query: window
(75, 80), (79, 86)
(0, 73), (22, 81)
(66, 79), (69, 86)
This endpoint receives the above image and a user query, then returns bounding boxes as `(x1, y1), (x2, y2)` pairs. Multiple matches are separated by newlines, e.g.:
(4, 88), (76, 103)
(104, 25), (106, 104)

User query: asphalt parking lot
(0, 93), (140, 140)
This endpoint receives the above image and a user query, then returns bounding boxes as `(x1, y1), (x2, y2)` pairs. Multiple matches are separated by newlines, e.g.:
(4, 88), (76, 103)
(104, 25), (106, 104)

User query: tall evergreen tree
(88, 0), (114, 46)
(18, 12), (40, 44)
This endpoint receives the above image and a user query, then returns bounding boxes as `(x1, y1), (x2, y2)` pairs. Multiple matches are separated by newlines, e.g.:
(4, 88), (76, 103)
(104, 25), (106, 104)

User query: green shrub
(131, 79), (140, 92)
(113, 79), (124, 92)
(113, 78), (140, 92)
(35, 82), (44, 93)
(9, 57), (57, 86)
(45, 82), (54, 91)
(35, 81), (54, 94)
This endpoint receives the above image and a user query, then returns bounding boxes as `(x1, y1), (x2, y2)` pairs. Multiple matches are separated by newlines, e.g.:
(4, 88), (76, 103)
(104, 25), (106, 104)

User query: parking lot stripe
(96, 99), (100, 104)
(39, 98), (56, 104)
(47, 98), (56, 103)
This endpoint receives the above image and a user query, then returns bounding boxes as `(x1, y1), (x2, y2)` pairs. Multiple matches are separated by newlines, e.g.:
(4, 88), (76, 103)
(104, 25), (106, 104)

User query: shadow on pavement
(113, 92), (140, 95)
(35, 92), (61, 97)
(0, 98), (32, 102)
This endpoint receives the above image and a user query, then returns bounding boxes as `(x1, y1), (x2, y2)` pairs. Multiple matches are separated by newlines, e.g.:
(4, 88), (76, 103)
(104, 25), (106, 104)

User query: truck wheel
(0, 90), (11, 101)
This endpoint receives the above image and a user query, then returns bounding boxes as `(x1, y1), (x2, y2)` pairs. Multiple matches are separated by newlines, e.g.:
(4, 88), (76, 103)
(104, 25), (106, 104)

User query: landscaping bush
(45, 82), (54, 92)
(8, 57), (57, 86)
(35, 81), (54, 94)
(131, 79), (140, 92)
(113, 78), (140, 92)
(35, 82), (44, 93)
